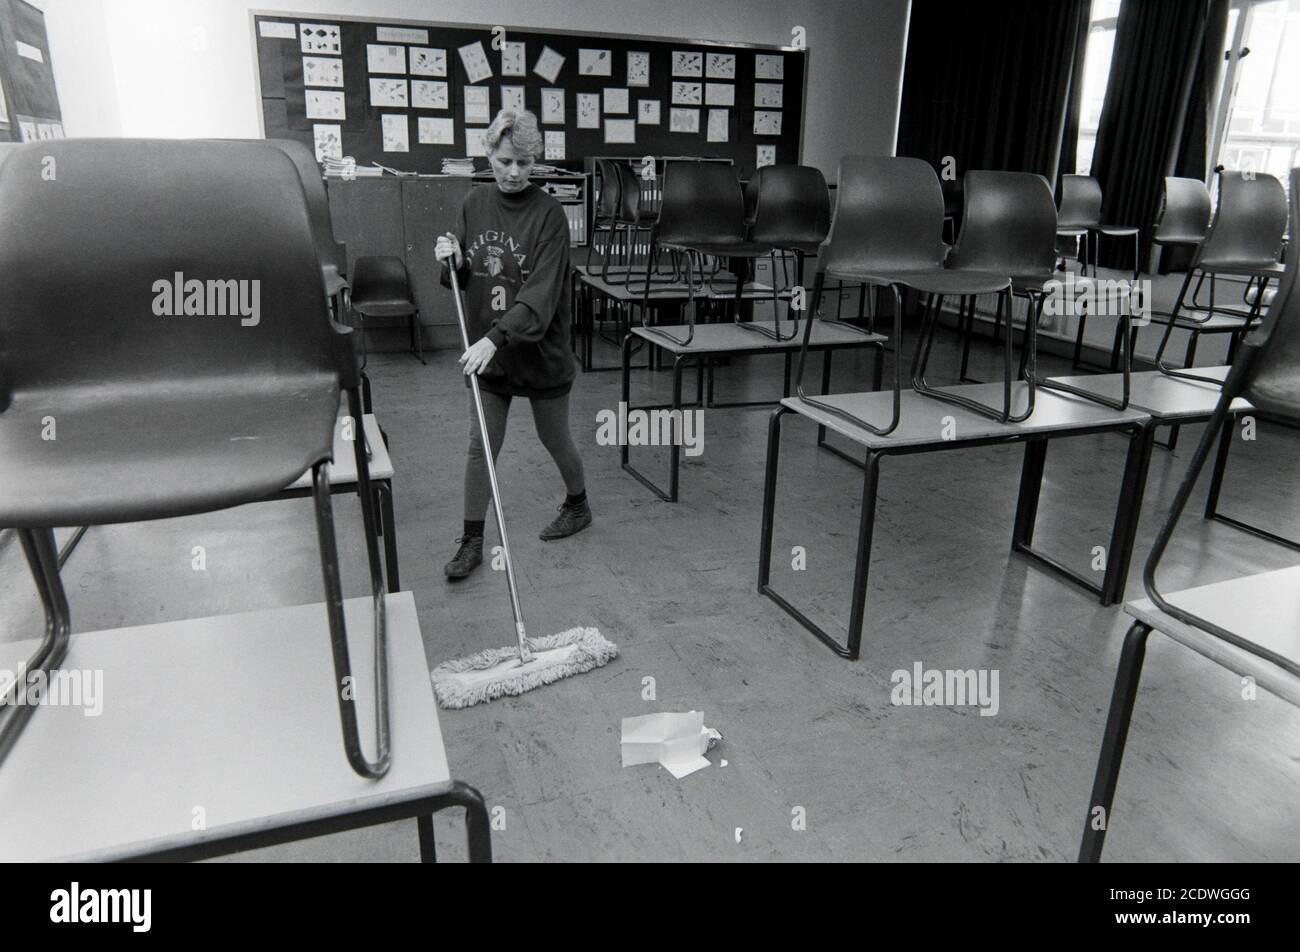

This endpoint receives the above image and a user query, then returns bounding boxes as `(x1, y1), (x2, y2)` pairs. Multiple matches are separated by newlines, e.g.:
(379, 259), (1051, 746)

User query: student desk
(0, 592), (490, 862)
(759, 384), (1156, 659)
(620, 320), (887, 502)
(1079, 566), (1300, 862)
(1044, 368), (1293, 550)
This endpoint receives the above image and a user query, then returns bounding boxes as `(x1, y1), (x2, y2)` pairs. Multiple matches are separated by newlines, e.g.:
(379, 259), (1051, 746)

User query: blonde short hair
(485, 109), (543, 160)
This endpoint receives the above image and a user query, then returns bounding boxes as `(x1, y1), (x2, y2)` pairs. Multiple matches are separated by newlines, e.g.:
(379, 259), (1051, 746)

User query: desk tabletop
(630, 320), (885, 355)
(781, 382), (1150, 450)
(1127, 566), (1300, 706)
(287, 413), (393, 489)
(1044, 368), (1249, 422)
(0, 592), (449, 861)
(576, 269), (785, 303)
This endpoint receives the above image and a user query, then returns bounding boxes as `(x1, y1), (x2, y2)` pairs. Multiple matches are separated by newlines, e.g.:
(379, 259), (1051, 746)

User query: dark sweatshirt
(441, 182), (576, 399)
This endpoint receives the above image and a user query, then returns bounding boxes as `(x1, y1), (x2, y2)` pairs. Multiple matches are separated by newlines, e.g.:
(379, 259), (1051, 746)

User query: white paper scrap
(621, 711), (717, 779)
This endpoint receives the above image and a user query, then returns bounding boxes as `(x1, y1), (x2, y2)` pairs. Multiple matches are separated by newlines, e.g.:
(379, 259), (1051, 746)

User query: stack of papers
(322, 155), (356, 178)
(442, 157), (478, 176)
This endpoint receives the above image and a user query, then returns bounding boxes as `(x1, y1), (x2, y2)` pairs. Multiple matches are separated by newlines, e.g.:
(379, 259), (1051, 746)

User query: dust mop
(430, 267), (618, 709)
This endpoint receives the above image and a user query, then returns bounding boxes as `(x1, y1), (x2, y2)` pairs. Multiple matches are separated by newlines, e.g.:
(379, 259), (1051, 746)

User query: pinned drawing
(369, 78), (408, 108)
(541, 88), (565, 125)
(707, 109), (729, 143)
(704, 83), (734, 107)
(464, 86), (491, 124)
(410, 47), (447, 76)
(313, 124), (342, 162)
(465, 127), (489, 157)
(753, 110), (782, 136)
(672, 50), (703, 76)
(576, 93), (600, 129)
(756, 144), (776, 168)
(381, 114), (409, 152)
(533, 45), (565, 84)
(754, 82), (783, 108)
(501, 40), (526, 77)
(705, 52), (735, 79)
(604, 88), (629, 114)
(671, 82), (702, 106)
(367, 44), (406, 74)
(458, 41), (493, 84)
(627, 51), (650, 87)
(755, 53), (784, 80)
(579, 48), (612, 76)
(605, 119), (635, 144)
(302, 56), (343, 87)
(305, 89), (345, 120)
(376, 25), (428, 45)
(417, 116), (455, 145)
(669, 107), (699, 134)
(299, 23), (340, 55)
(544, 130), (566, 161)
(412, 80), (449, 109)
(637, 100), (661, 125)
(502, 85), (526, 113)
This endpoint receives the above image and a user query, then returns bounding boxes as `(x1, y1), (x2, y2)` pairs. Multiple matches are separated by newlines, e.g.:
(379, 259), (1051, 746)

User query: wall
(33, 0), (910, 178)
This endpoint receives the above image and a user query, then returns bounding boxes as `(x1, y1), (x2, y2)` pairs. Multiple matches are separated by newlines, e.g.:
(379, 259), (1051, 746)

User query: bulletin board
(0, 0), (64, 142)
(250, 11), (806, 177)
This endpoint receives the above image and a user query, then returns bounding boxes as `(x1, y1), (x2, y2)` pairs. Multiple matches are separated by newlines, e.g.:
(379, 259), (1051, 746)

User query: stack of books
(442, 158), (477, 176)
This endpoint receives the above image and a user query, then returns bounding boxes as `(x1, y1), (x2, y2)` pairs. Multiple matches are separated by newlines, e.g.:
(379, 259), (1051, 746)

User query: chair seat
(825, 266), (1009, 296)
(0, 374), (339, 527)
(1056, 226), (1090, 238)
(662, 240), (773, 258)
(1198, 259), (1286, 277)
(1153, 234), (1204, 246)
(775, 240), (824, 256)
(1093, 225), (1139, 237)
(352, 300), (418, 318)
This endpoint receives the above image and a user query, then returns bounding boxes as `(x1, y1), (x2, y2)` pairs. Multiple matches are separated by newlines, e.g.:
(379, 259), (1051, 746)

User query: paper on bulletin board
(369, 78), (408, 108)
(627, 51), (649, 87)
(756, 144), (776, 168)
(754, 83), (783, 108)
(465, 127), (489, 157)
(576, 93), (599, 129)
(458, 41), (493, 84)
(367, 44), (406, 74)
(669, 107), (698, 134)
(305, 89), (345, 120)
(533, 45), (565, 84)
(259, 21), (297, 40)
(36, 122), (54, 139)
(299, 23), (341, 55)
(15, 40), (42, 62)
(707, 109), (728, 143)
(412, 80), (448, 109)
(18, 119), (36, 141)
(464, 86), (491, 124)
(417, 116), (455, 145)
(672, 50), (702, 76)
(302, 56), (343, 87)
(755, 53), (783, 80)
(671, 82), (701, 106)
(381, 113), (409, 152)
(578, 48), (612, 76)
(313, 124), (342, 162)
(410, 47), (447, 76)
(753, 110), (782, 136)
(376, 25), (428, 45)
(501, 40), (526, 77)
(501, 85), (526, 114)
(637, 100), (660, 125)
(605, 118), (635, 144)
(545, 130), (566, 161)
(603, 88), (629, 114)
(704, 83), (734, 106)
(705, 52), (735, 79)
(541, 88), (564, 124)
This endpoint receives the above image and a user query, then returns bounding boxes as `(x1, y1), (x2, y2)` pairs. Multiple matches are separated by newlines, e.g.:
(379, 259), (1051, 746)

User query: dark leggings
(464, 388), (586, 521)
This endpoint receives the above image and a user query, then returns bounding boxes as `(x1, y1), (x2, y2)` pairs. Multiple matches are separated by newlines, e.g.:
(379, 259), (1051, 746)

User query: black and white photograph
(0, 0), (1297, 902)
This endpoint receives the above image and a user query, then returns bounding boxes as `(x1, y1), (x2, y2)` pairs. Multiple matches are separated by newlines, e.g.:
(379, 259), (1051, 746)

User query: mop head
(431, 627), (618, 709)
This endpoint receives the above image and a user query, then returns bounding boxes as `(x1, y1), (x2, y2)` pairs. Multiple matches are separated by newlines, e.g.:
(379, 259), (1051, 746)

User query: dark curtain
(1090, 0), (1229, 269)
(896, 0), (1092, 188)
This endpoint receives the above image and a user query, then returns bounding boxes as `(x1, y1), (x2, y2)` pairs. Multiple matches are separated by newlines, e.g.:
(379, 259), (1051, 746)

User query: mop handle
(449, 264), (532, 663)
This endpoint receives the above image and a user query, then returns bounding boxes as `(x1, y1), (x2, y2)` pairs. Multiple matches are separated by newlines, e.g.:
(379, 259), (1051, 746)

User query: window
(1075, 0), (1122, 173)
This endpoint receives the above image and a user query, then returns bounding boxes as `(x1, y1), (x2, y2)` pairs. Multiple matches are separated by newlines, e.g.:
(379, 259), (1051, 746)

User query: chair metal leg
(418, 780), (493, 863)
(410, 310), (426, 365)
(1078, 620), (1151, 863)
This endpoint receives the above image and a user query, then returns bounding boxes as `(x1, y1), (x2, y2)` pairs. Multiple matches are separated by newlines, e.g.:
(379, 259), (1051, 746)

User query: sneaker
(444, 536), (484, 580)
(539, 501), (592, 541)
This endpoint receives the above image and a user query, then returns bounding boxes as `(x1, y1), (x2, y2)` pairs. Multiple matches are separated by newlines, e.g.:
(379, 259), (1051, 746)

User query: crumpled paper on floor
(621, 711), (722, 779)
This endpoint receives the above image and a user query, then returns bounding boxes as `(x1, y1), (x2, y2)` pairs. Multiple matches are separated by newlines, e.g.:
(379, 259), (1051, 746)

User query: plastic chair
(1152, 176), (1212, 249)
(1057, 174), (1141, 280)
(1078, 169), (1300, 863)
(743, 165), (832, 341)
(794, 156), (1009, 435)
(639, 163), (774, 346)
(0, 139), (390, 778)
(1148, 171), (1287, 385)
(585, 158), (622, 276)
(349, 255), (424, 365)
(605, 162), (675, 287)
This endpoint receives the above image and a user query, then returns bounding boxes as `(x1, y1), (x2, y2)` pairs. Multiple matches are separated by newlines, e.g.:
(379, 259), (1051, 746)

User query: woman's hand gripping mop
(430, 267), (618, 709)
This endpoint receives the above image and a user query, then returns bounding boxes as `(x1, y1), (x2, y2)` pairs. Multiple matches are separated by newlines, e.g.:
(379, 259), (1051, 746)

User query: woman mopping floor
(436, 109), (590, 580)
(430, 109), (616, 709)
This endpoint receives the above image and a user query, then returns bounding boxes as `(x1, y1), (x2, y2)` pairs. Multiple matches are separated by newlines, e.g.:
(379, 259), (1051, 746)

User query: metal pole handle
(449, 264), (532, 663)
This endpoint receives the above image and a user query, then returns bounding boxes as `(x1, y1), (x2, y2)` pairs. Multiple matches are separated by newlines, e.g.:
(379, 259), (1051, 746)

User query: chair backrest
(0, 139), (335, 403)
(655, 162), (747, 246)
(612, 161), (643, 223)
(267, 138), (348, 276)
(749, 164), (831, 249)
(349, 255), (415, 308)
(1196, 170), (1287, 270)
(594, 158), (621, 220)
(946, 171), (1057, 278)
(1233, 166), (1300, 421)
(1153, 176), (1212, 244)
(1057, 174), (1103, 230)
(820, 155), (947, 275)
